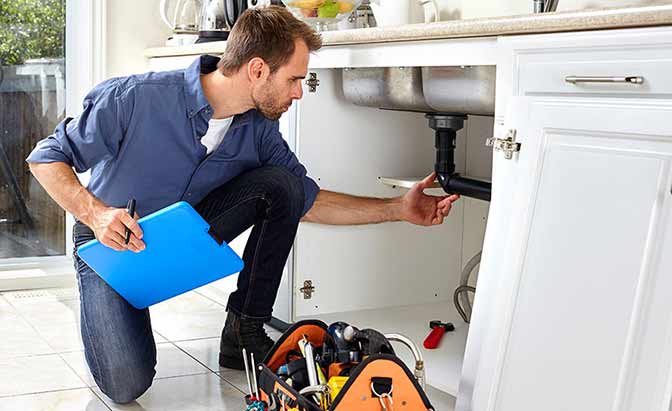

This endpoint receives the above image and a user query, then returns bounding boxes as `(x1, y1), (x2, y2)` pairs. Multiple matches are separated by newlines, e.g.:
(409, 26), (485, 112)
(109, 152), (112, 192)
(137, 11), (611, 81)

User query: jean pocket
(73, 223), (95, 246)
(72, 222), (96, 275)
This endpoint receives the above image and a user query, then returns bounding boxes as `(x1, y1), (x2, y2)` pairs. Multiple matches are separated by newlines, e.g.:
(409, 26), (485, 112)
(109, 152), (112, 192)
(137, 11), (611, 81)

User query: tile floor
(0, 286), (455, 410)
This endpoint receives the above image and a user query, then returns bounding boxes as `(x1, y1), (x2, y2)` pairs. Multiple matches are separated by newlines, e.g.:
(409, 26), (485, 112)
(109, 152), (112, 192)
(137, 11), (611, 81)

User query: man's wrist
(385, 197), (404, 223)
(75, 187), (104, 227)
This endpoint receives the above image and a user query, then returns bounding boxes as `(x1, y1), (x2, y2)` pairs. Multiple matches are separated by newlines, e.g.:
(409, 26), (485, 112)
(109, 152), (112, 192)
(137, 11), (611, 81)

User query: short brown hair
(218, 6), (322, 76)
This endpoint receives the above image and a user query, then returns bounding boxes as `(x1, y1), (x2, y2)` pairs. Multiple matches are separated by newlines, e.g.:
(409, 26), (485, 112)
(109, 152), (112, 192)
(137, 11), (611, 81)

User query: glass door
(0, 1), (68, 264)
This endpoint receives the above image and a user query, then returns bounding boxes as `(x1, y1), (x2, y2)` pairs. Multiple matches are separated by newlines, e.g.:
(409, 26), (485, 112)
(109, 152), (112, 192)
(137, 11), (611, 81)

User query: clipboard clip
(208, 227), (224, 245)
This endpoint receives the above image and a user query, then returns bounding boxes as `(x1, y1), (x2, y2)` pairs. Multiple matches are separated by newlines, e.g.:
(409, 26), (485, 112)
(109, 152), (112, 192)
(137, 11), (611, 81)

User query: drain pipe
(427, 114), (492, 202)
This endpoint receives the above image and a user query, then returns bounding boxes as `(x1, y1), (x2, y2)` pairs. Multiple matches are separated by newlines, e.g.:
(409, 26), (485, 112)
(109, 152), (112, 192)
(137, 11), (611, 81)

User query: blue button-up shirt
(26, 55), (319, 217)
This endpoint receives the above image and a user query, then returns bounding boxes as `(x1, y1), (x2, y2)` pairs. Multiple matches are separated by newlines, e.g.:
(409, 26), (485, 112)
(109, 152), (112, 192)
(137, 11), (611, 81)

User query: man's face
(251, 39), (309, 121)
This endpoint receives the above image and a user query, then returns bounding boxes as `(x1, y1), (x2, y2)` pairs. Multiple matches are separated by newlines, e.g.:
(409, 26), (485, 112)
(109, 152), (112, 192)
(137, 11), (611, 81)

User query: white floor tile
(94, 373), (245, 411)
(61, 343), (211, 387)
(175, 337), (275, 393)
(59, 352), (97, 387)
(216, 371), (249, 395)
(265, 324), (283, 341)
(33, 321), (84, 353)
(152, 332), (167, 343)
(15, 299), (80, 327)
(150, 292), (223, 315)
(174, 338), (221, 372)
(193, 283), (235, 306)
(0, 388), (110, 411)
(0, 313), (54, 359)
(151, 309), (226, 341)
(156, 344), (211, 379)
(0, 355), (86, 397)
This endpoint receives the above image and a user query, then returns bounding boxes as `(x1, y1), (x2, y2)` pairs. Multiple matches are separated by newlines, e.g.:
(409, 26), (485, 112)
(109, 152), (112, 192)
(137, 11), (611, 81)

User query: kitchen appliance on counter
(198, 0), (284, 42)
(160, 0), (202, 46)
(199, 0), (241, 41)
(337, 0), (376, 29)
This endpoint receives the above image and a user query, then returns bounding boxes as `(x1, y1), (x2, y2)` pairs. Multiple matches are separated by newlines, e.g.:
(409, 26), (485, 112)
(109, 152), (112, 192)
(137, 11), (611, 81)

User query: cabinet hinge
(306, 72), (320, 93)
(299, 280), (315, 299)
(486, 129), (521, 160)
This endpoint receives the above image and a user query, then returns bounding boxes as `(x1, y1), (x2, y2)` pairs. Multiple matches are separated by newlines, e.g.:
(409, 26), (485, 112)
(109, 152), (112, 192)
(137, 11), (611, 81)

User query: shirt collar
(183, 55), (256, 129)
(184, 55), (220, 118)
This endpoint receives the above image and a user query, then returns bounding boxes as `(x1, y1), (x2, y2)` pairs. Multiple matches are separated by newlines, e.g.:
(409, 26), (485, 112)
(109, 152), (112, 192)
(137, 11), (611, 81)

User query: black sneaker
(219, 311), (275, 370)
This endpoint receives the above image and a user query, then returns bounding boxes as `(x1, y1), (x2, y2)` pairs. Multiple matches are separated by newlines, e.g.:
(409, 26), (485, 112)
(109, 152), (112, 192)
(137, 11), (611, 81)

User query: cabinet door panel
(470, 98), (672, 411)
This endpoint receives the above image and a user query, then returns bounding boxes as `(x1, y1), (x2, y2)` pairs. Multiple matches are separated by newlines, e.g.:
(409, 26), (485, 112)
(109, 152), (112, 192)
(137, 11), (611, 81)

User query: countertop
(145, 4), (672, 58)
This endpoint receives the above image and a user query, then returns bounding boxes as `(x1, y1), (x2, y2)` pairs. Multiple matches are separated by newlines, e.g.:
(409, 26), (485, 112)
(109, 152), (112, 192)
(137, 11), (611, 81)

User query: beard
(251, 83), (290, 121)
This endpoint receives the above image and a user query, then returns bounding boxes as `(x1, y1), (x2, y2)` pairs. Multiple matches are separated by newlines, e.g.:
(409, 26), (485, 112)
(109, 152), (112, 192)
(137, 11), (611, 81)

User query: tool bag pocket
(256, 319), (434, 411)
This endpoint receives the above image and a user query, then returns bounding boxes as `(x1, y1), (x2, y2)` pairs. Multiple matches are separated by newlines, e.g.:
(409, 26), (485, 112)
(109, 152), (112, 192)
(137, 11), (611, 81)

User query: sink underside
(341, 66), (496, 116)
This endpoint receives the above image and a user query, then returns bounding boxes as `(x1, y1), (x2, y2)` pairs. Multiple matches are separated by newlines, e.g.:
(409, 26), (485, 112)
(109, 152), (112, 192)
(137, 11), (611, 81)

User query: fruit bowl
(282, 0), (361, 31)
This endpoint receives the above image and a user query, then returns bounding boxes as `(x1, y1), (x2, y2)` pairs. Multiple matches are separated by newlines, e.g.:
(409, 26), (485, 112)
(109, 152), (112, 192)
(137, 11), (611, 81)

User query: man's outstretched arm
(302, 173), (460, 226)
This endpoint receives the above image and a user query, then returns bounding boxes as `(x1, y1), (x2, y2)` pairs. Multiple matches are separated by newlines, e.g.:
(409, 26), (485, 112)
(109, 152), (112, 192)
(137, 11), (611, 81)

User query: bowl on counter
(281, 0), (361, 31)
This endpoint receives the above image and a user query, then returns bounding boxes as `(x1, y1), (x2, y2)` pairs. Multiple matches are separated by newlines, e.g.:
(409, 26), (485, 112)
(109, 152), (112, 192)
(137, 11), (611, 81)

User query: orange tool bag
(253, 319), (435, 411)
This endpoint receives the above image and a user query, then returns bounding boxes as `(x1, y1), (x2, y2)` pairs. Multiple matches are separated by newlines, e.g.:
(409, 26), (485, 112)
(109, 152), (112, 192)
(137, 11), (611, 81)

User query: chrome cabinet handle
(565, 75), (644, 84)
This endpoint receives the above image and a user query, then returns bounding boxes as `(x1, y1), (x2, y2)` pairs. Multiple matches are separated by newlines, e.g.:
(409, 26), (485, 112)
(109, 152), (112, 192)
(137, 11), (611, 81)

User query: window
(0, 0), (66, 259)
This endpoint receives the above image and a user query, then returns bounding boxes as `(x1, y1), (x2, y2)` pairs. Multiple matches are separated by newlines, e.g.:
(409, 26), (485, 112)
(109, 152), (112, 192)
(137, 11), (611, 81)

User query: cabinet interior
(292, 67), (495, 396)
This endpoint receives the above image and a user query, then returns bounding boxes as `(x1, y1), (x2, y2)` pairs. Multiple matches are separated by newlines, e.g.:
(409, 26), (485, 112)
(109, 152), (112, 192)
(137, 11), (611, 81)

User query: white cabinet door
(464, 97), (672, 411)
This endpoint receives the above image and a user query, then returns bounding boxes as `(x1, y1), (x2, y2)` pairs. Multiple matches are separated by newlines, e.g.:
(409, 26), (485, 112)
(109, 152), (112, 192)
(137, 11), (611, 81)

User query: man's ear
(247, 57), (269, 82)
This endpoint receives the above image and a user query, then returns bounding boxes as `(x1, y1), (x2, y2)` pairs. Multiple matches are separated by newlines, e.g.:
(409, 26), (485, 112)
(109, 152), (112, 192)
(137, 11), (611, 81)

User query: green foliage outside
(0, 0), (65, 66)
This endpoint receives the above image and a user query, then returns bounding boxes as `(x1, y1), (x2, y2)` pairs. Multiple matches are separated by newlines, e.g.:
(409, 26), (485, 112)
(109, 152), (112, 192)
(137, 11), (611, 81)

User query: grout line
(194, 289), (229, 309)
(56, 350), (91, 390)
(0, 385), (89, 400)
(168, 338), (246, 395)
(213, 370), (246, 395)
(89, 387), (113, 410)
(157, 335), (221, 344)
(170, 339), (220, 374)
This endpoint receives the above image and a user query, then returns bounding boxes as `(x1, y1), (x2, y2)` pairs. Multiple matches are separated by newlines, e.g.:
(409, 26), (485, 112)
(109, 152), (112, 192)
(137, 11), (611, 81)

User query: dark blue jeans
(73, 166), (304, 403)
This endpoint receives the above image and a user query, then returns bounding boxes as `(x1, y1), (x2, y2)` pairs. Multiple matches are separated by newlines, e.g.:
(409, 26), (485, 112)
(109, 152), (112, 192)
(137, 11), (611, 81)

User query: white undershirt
(201, 117), (234, 154)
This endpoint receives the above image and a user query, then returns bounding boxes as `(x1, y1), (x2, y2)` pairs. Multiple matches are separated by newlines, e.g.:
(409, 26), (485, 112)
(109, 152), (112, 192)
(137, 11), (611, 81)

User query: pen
(125, 198), (136, 245)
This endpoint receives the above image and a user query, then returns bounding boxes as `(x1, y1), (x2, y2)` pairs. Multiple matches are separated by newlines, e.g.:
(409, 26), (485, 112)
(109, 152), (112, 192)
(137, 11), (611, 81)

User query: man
(27, 6), (459, 404)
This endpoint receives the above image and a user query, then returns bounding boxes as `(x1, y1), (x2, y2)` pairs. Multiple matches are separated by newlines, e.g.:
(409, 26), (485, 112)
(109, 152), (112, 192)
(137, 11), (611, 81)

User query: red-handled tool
(423, 320), (455, 349)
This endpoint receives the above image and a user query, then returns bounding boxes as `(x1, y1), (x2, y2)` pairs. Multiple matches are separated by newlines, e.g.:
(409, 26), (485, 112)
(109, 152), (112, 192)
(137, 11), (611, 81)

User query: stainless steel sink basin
(342, 67), (432, 112)
(341, 66), (496, 116)
(422, 66), (496, 116)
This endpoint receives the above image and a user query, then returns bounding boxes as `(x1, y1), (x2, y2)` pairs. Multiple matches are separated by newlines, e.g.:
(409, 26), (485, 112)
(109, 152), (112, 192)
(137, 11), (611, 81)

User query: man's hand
(91, 207), (145, 252)
(28, 162), (146, 252)
(400, 172), (460, 226)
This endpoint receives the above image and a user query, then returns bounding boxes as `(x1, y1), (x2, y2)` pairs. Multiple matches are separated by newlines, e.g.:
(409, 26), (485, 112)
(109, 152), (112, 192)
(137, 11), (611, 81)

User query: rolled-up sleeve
(258, 119), (320, 216)
(26, 79), (127, 173)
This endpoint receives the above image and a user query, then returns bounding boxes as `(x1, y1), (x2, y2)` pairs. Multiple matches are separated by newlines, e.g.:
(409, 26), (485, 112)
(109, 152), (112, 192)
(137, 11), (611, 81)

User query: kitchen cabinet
(145, 24), (672, 410)
(465, 96), (672, 411)
(461, 28), (672, 411)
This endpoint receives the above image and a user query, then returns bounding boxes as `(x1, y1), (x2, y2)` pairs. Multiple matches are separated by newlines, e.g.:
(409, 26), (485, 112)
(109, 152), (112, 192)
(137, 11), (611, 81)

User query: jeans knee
(259, 166), (304, 218)
(98, 369), (154, 404)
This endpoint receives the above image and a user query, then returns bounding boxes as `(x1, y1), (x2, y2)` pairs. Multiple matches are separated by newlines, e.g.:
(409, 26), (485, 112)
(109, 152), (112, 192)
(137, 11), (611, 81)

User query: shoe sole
(219, 352), (245, 370)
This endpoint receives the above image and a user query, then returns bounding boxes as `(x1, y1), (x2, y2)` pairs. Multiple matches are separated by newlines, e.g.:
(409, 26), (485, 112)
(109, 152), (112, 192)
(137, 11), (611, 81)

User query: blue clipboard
(77, 201), (244, 309)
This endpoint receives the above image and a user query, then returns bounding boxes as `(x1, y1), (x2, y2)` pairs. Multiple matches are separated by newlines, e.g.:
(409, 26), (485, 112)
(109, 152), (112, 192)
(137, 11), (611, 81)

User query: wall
(105, 0), (172, 78)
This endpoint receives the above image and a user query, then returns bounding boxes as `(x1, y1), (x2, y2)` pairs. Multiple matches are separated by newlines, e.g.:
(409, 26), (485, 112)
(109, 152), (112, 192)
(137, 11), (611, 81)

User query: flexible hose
(384, 333), (425, 389)
(454, 251), (481, 323)
(454, 285), (476, 323)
